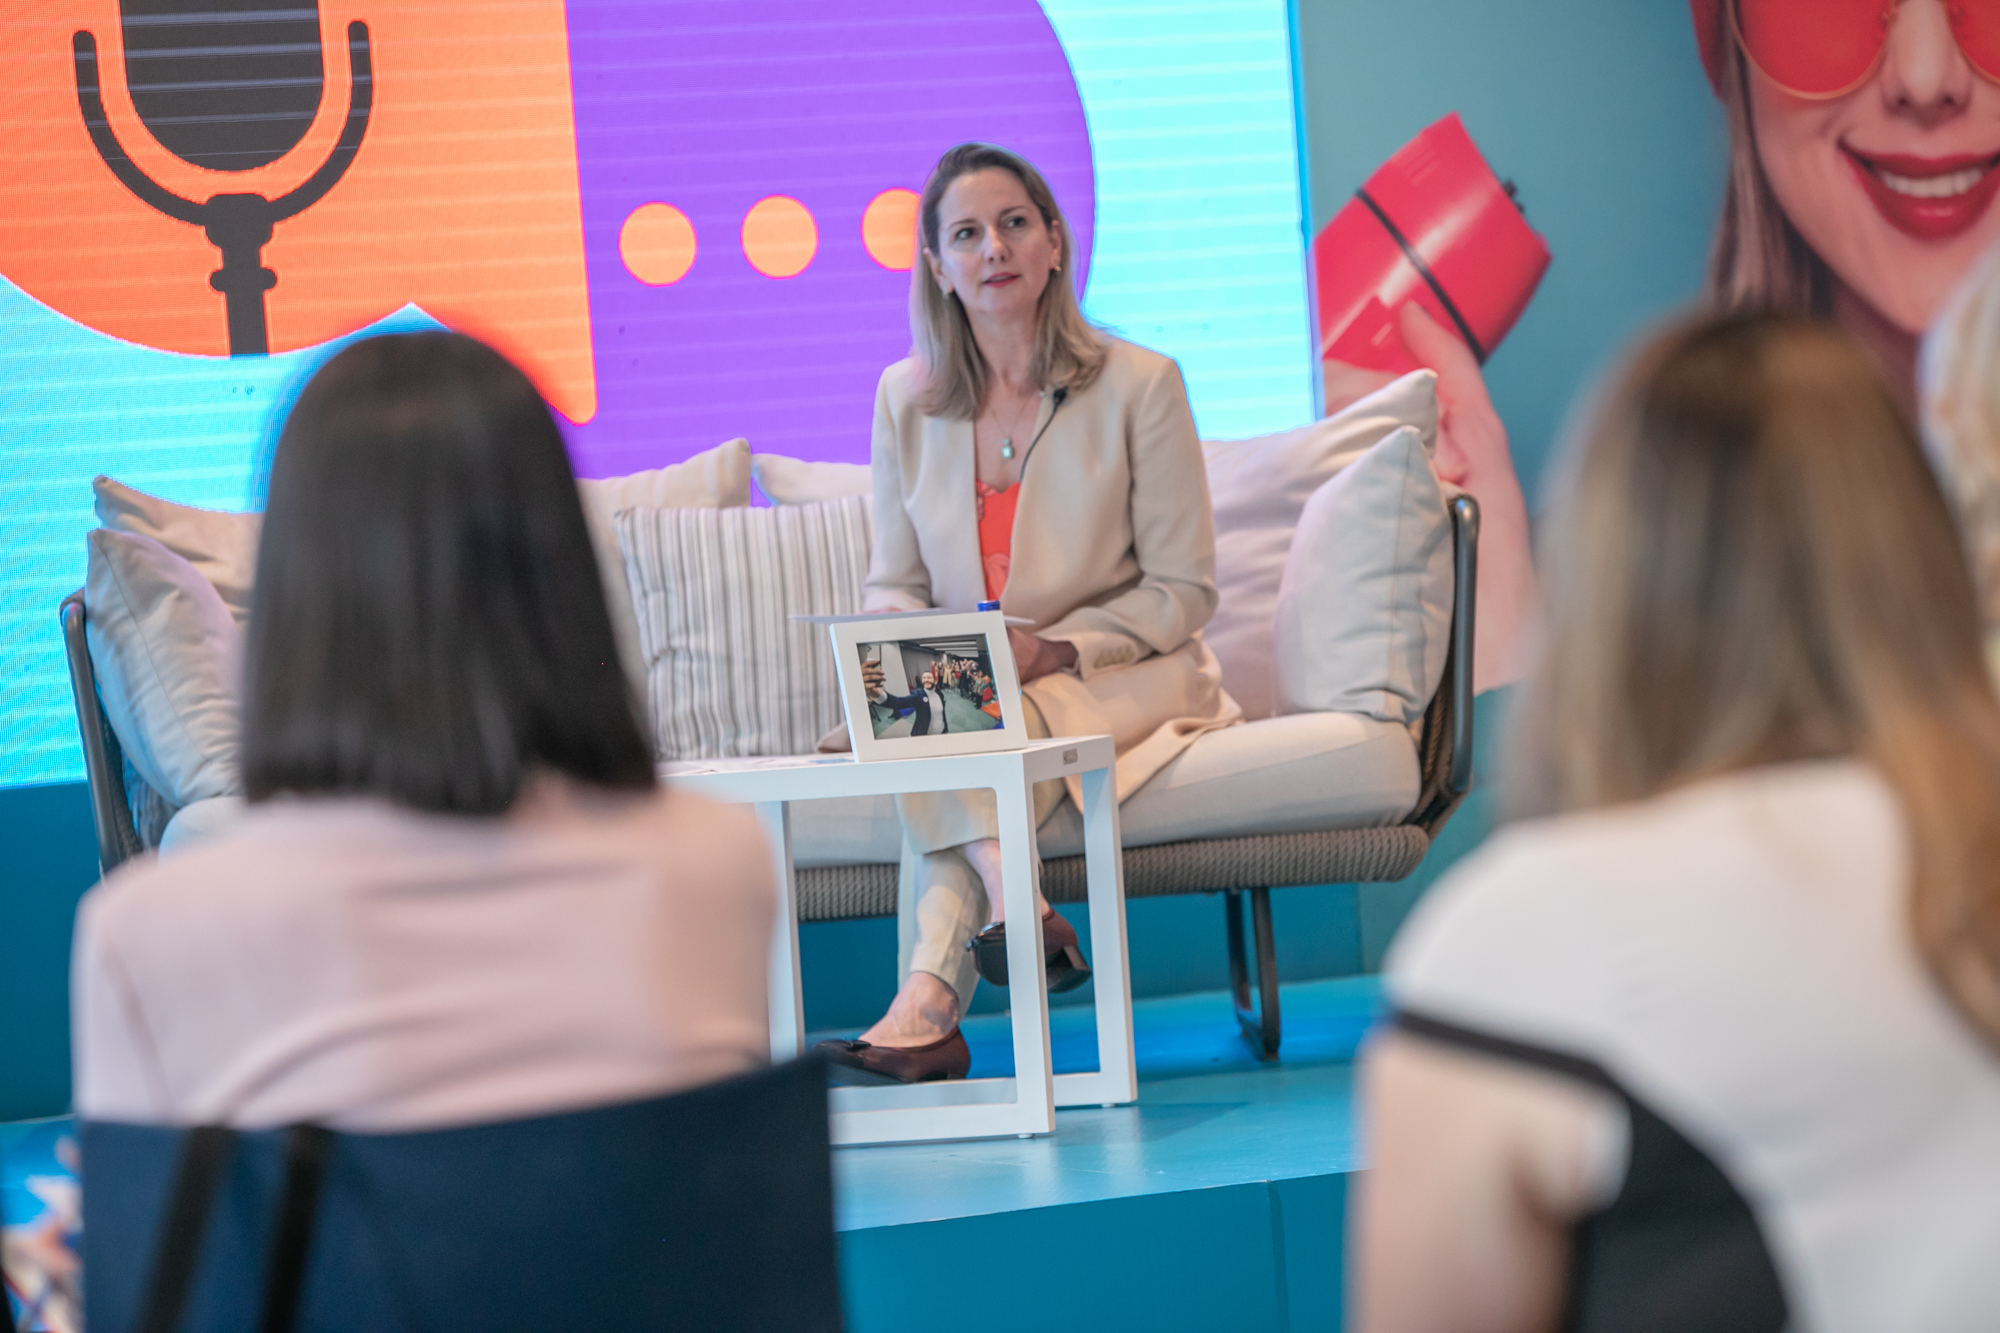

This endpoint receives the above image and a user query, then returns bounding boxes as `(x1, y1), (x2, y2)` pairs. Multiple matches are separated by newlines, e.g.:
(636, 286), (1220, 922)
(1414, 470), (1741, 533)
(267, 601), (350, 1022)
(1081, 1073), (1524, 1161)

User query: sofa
(61, 370), (1474, 1056)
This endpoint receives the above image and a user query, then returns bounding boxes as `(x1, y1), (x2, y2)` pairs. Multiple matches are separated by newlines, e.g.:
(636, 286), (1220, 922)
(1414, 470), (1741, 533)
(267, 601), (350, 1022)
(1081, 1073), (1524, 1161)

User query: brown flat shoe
(968, 909), (1092, 993)
(816, 1028), (970, 1084)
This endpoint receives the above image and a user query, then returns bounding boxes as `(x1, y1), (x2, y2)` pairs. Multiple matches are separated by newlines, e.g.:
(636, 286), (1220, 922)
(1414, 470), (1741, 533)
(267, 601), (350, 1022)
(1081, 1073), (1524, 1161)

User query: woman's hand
(1322, 303), (1537, 693)
(1008, 627), (1078, 684)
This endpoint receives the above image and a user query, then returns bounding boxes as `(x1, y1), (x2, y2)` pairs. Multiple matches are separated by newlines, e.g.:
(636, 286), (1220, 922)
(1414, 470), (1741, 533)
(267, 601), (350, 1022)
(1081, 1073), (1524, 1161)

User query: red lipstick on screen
(1843, 147), (2000, 241)
(1313, 113), (1550, 375)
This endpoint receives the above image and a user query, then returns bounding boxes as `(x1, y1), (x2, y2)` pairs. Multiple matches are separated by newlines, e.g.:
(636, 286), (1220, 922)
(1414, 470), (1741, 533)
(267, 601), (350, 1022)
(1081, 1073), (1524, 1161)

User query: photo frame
(822, 610), (1027, 761)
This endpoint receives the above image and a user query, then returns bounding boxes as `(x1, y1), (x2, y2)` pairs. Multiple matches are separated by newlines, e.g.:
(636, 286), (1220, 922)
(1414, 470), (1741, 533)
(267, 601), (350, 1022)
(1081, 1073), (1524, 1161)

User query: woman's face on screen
(1751, 0), (2000, 332)
(928, 169), (1061, 326)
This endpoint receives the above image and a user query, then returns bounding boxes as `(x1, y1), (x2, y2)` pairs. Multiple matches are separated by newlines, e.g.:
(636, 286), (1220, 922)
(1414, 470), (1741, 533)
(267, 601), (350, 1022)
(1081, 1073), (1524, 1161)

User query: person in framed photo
(818, 142), (1241, 1084)
(869, 666), (951, 737)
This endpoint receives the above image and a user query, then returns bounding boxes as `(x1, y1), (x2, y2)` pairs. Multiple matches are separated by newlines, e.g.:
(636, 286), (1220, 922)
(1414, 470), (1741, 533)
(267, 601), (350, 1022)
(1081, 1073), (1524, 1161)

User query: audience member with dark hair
(1352, 311), (2000, 1331)
(72, 332), (775, 1131)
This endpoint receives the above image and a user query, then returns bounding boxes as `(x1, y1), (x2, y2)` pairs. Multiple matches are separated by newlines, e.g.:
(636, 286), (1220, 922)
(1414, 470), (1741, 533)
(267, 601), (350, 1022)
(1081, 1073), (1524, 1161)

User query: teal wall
(0, 782), (96, 1120)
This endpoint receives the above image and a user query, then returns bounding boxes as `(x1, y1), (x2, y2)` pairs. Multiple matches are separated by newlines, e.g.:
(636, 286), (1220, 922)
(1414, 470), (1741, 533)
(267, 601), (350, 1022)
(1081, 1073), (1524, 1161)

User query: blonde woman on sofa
(818, 142), (1240, 1083)
(72, 333), (776, 1131)
(1351, 311), (2000, 1332)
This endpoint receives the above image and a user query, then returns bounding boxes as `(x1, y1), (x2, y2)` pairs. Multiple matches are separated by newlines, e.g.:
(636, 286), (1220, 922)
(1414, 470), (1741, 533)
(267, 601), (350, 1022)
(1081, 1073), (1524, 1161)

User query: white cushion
(618, 495), (870, 758)
(577, 439), (753, 705)
(84, 529), (242, 809)
(752, 454), (873, 505)
(1203, 371), (1438, 721)
(787, 710), (1419, 867)
(93, 476), (261, 629)
(1272, 426), (1452, 725)
(159, 794), (248, 855)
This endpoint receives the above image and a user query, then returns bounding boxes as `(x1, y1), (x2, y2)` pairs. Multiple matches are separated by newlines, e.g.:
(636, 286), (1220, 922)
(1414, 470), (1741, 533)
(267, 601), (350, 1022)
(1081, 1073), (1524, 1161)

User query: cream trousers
(895, 698), (1065, 1010)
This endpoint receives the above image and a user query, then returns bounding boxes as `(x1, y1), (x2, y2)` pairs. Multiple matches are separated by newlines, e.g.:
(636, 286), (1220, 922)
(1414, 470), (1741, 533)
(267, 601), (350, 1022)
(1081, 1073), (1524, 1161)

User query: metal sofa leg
(1224, 887), (1281, 1060)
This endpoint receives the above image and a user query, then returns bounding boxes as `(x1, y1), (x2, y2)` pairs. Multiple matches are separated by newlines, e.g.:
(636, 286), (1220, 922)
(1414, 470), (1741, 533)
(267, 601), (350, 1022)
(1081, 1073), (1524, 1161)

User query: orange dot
(862, 188), (920, 271)
(620, 203), (697, 285)
(742, 195), (818, 278)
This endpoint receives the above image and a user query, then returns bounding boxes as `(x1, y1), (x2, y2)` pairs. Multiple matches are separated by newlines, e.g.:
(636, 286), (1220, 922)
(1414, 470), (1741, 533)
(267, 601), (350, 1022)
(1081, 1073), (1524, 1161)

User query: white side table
(664, 735), (1136, 1146)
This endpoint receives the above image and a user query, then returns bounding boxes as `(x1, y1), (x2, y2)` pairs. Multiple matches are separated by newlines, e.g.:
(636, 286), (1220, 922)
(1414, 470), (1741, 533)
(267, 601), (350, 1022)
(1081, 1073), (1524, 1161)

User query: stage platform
(828, 975), (1385, 1333)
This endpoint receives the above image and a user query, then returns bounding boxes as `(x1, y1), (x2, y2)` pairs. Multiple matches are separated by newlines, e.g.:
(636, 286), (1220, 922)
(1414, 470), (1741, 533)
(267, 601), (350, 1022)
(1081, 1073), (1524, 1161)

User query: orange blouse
(975, 478), (1019, 603)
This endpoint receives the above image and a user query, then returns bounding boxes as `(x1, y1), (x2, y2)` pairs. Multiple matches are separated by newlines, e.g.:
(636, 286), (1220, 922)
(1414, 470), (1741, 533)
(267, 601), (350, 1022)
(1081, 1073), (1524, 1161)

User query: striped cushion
(616, 496), (870, 758)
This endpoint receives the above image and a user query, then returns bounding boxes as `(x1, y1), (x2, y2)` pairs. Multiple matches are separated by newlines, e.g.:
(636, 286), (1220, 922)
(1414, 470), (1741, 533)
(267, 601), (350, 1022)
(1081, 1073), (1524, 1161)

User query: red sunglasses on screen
(1733, 0), (2000, 98)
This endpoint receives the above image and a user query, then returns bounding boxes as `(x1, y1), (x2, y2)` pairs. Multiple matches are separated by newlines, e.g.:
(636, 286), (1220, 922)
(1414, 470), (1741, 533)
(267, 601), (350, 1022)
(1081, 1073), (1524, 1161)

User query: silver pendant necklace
(993, 390), (1038, 461)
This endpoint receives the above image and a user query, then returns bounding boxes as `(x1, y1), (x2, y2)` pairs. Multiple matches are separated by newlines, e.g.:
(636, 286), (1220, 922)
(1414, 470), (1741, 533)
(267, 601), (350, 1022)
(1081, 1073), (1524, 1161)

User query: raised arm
(1039, 356), (1218, 678)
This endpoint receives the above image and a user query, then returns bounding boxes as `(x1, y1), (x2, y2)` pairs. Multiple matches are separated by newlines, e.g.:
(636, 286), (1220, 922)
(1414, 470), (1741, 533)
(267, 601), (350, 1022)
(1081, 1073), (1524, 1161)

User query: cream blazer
(865, 337), (1241, 802)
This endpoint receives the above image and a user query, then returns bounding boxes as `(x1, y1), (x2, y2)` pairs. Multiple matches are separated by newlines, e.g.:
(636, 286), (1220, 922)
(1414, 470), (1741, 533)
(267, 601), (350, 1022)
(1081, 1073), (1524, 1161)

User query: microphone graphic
(71, 4), (374, 356)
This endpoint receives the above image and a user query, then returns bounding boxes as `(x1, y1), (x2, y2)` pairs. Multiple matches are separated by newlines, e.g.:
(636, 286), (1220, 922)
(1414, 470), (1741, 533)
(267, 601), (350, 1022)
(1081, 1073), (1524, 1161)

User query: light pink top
(72, 781), (775, 1132)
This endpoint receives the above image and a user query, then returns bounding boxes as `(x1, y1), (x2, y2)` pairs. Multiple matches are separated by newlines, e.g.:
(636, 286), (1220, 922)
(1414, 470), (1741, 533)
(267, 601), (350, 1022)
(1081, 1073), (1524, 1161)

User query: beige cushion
(84, 529), (242, 809)
(1203, 371), (1438, 721)
(618, 495), (869, 758)
(577, 439), (754, 707)
(751, 453), (873, 505)
(787, 709), (1419, 867)
(93, 476), (261, 629)
(1273, 426), (1453, 725)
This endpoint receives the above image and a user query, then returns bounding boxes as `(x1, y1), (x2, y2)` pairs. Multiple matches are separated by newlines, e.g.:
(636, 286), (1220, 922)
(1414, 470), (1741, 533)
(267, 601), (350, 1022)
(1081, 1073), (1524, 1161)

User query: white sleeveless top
(1387, 761), (2000, 1333)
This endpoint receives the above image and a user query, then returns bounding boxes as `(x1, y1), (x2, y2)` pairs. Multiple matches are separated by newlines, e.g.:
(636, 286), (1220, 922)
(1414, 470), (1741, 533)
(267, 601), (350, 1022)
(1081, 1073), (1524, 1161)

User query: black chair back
(1409, 493), (1480, 836)
(60, 591), (146, 875)
(82, 1057), (841, 1333)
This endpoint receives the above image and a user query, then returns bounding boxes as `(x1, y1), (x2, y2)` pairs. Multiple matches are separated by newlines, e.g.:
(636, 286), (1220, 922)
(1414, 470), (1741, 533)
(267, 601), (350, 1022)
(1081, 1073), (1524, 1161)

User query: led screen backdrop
(0, 0), (1313, 789)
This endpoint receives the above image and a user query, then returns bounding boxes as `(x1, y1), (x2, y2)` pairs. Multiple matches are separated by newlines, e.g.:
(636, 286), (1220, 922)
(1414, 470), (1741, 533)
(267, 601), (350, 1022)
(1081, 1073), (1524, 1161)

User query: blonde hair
(910, 143), (1107, 420)
(1512, 310), (2000, 1049)
(1921, 248), (2000, 640)
(1705, 27), (1835, 316)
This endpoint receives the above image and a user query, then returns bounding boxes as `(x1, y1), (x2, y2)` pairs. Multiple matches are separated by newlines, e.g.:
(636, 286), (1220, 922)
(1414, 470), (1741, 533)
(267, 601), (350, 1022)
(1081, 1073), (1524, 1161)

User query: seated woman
(72, 333), (775, 1131)
(1351, 311), (2000, 1330)
(819, 142), (1239, 1083)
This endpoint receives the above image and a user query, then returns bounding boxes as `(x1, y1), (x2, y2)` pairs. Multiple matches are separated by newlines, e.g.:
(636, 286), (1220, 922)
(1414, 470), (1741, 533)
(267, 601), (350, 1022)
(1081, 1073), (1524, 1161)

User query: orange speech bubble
(0, 0), (595, 422)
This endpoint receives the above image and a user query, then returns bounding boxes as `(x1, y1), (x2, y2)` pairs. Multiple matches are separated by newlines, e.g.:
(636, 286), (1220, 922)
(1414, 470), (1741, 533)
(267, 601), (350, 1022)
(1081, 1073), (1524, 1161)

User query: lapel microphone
(1016, 385), (1069, 475)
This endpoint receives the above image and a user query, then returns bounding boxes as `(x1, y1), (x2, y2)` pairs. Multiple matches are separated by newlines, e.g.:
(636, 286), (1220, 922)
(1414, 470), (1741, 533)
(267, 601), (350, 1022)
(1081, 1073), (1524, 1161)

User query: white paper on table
(791, 611), (1035, 627)
(657, 754), (855, 777)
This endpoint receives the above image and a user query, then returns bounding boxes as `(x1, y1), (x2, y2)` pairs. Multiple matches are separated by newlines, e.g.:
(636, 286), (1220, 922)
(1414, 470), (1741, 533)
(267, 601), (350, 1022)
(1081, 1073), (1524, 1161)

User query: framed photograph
(824, 610), (1027, 761)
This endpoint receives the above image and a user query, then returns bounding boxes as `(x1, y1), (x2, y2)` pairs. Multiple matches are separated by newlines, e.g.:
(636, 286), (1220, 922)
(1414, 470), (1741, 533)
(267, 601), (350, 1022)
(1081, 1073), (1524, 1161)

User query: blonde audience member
(73, 333), (775, 1131)
(1354, 312), (2000, 1332)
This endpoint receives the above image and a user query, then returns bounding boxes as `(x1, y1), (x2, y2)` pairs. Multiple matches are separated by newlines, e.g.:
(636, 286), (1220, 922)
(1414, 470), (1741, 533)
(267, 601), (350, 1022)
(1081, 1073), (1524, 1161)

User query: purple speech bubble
(562, 1), (1095, 479)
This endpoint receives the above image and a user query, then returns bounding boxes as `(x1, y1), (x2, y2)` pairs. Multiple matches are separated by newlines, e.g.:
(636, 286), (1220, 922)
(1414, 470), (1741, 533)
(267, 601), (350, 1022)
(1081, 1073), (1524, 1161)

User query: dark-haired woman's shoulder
(512, 778), (775, 936)
(581, 784), (775, 911)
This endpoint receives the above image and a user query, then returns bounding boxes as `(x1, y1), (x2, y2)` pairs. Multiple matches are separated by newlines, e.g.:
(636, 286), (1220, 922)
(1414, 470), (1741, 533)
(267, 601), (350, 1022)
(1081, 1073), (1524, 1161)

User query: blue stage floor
(826, 975), (1385, 1333)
